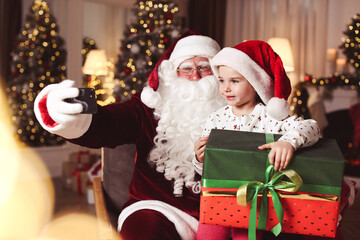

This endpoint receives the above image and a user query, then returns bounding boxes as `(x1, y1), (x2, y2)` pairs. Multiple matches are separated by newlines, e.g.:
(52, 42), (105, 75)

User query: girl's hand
(258, 140), (294, 171)
(194, 136), (209, 163)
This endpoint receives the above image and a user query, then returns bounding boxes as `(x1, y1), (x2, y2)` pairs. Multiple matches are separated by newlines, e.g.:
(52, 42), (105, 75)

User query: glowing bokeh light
(0, 87), (54, 239)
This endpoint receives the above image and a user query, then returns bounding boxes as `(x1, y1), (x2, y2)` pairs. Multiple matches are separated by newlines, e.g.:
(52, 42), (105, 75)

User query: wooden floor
(52, 177), (96, 217)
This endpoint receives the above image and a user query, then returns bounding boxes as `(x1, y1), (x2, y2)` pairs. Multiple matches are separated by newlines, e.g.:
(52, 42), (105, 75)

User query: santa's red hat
(211, 40), (292, 120)
(141, 30), (220, 108)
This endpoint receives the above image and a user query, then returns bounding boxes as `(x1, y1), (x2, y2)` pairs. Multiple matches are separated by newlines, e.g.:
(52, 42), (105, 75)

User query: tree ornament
(171, 29), (180, 38)
(136, 59), (147, 68)
(166, 13), (173, 20)
(130, 44), (141, 54)
(149, 45), (157, 53)
(125, 67), (132, 74)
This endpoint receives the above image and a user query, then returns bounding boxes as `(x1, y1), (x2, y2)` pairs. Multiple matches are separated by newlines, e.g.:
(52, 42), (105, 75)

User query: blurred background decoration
(6, 0), (66, 147)
(83, 49), (117, 106)
(113, 0), (184, 102)
(268, 37), (295, 73)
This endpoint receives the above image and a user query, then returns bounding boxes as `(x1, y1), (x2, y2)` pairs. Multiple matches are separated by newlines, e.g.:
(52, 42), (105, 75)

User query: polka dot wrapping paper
(199, 192), (341, 238)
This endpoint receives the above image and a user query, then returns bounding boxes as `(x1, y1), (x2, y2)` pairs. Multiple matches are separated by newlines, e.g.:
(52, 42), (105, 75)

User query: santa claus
(34, 31), (226, 240)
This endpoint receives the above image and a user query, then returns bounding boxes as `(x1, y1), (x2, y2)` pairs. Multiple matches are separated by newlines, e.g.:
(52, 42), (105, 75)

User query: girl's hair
(255, 93), (264, 104)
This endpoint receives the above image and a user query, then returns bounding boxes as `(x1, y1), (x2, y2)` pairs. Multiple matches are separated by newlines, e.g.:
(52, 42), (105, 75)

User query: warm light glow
(326, 48), (337, 61)
(268, 38), (295, 72)
(336, 58), (347, 73)
(0, 88), (54, 239)
(82, 49), (109, 75)
(0, 80), (119, 239)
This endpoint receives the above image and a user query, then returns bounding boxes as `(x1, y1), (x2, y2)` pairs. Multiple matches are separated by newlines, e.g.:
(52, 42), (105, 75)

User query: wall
(327, 0), (360, 60)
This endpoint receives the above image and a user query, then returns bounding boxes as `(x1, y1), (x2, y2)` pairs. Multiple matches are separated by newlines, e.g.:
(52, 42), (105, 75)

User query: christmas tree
(113, 0), (183, 102)
(339, 13), (360, 77)
(82, 37), (98, 65)
(6, 0), (67, 147)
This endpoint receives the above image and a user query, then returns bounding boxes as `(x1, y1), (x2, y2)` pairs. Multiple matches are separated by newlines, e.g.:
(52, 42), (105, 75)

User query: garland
(290, 73), (360, 119)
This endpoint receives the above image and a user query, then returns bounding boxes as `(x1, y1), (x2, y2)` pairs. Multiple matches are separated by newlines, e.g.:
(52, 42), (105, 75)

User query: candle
(336, 58), (346, 73)
(327, 48), (337, 61)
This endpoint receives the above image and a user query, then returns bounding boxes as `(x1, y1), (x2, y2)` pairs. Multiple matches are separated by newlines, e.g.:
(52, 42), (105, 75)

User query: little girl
(193, 40), (320, 240)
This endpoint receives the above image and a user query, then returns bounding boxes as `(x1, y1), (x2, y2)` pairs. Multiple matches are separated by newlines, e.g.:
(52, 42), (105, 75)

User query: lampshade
(82, 49), (108, 75)
(268, 38), (295, 72)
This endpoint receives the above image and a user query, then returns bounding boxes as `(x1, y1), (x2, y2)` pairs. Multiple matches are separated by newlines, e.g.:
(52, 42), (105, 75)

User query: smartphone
(65, 88), (98, 114)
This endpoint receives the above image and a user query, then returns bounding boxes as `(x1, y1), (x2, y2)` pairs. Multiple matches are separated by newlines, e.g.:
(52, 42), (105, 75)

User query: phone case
(65, 88), (98, 114)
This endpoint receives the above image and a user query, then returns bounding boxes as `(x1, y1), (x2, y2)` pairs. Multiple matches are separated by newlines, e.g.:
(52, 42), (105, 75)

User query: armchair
(92, 144), (136, 240)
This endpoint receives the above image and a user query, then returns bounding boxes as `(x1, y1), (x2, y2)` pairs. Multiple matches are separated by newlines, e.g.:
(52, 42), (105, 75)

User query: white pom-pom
(141, 86), (162, 109)
(266, 97), (290, 120)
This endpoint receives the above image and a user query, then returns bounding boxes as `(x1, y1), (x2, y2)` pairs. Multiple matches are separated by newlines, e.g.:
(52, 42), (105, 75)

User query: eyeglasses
(177, 65), (213, 76)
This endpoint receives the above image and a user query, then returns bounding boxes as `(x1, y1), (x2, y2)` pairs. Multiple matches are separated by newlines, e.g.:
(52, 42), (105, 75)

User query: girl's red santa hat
(141, 31), (220, 108)
(211, 40), (292, 120)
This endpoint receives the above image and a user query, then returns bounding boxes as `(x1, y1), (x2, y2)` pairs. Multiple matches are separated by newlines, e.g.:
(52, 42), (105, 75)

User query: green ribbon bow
(236, 164), (303, 240)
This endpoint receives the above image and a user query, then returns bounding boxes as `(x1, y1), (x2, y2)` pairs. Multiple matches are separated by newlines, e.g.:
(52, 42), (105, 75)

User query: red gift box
(71, 166), (90, 194)
(69, 150), (98, 166)
(200, 191), (340, 238)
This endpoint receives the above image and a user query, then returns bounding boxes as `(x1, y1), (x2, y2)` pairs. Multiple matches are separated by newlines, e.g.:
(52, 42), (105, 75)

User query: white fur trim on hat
(169, 35), (220, 69)
(266, 97), (290, 120)
(211, 47), (273, 104)
(141, 86), (163, 109)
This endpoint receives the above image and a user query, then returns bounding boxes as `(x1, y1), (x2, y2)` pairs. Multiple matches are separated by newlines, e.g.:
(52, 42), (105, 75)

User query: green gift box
(202, 129), (345, 196)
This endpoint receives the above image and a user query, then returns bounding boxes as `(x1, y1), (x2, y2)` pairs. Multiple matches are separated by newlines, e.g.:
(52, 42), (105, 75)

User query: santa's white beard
(147, 61), (226, 196)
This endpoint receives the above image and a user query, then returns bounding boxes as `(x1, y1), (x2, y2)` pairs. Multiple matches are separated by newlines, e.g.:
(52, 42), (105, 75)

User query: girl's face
(218, 66), (257, 114)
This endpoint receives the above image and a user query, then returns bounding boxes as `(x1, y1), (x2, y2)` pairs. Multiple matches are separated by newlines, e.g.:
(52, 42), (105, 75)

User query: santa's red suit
(34, 31), (226, 240)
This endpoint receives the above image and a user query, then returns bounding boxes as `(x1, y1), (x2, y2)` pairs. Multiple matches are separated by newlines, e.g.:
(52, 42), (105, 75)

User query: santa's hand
(34, 80), (93, 139)
(258, 140), (294, 171)
(47, 80), (84, 124)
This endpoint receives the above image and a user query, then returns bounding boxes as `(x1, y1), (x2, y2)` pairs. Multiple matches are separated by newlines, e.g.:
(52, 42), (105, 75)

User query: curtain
(187, 0), (227, 47)
(224, 0), (329, 85)
(83, 2), (131, 61)
(0, 0), (22, 89)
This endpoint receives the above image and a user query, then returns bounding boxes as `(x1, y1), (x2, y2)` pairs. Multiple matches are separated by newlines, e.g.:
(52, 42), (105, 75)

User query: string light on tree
(81, 37), (97, 65)
(340, 14), (360, 75)
(291, 73), (360, 118)
(114, 0), (183, 102)
(6, 0), (67, 147)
